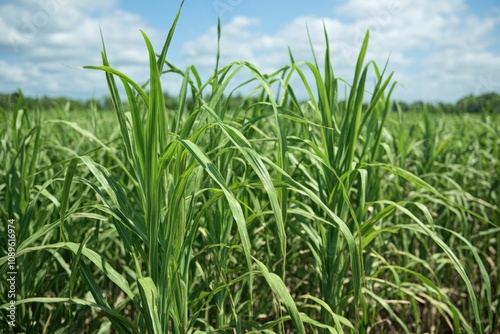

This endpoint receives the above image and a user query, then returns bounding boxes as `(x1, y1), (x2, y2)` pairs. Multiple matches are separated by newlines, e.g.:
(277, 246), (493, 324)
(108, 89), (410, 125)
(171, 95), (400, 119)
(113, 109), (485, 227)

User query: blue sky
(1, 0), (499, 103)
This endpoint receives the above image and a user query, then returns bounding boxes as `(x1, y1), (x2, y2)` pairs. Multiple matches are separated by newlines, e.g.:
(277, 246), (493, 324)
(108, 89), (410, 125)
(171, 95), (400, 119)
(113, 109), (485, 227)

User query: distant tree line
(0, 91), (247, 113)
(1, 90), (499, 114)
(394, 92), (500, 114)
(0, 92), (116, 112)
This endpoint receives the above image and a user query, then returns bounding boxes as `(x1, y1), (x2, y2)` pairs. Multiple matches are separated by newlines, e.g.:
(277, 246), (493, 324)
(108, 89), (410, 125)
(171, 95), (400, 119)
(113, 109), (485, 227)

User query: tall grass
(1, 6), (499, 334)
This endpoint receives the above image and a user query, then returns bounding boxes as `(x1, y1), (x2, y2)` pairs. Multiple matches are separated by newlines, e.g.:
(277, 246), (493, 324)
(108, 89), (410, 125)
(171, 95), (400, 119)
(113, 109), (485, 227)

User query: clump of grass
(1, 4), (498, 334)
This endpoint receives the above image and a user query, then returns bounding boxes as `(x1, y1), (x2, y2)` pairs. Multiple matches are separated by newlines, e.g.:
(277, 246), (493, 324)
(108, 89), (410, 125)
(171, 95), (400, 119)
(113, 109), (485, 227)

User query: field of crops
(1, 12), (499, 334)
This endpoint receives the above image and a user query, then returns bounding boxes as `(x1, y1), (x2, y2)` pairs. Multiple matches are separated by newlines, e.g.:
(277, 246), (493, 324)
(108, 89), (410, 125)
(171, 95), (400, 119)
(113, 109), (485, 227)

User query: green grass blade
(254, 258), (306, 334)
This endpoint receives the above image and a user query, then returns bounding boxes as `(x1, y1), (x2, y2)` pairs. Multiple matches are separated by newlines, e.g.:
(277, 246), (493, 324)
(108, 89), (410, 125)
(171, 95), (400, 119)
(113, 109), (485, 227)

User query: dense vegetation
(396, 92), (500, 114)
(1, 10), (499, 334)
(2, 90), (500, 116)
(0, 87), (500, 114)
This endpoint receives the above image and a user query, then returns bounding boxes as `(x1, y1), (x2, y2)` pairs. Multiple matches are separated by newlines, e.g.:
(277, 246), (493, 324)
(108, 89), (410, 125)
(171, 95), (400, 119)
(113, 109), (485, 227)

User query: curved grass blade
(254, 258), (306, 334)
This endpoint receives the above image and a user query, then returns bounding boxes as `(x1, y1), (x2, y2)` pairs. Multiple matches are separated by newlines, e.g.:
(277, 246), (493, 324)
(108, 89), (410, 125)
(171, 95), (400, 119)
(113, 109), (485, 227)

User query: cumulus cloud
(0, 0), (161, 98)
(181, 0), (500, 102)
(0, 0), (498, 102)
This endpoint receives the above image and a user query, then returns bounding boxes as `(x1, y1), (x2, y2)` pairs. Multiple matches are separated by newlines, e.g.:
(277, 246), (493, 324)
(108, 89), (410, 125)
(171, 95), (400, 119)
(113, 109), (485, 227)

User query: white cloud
(0, 0), (498, 102)
(180, 0), (500, 102)
(0, 0), (162, 98)
(0, 60), (28, 85)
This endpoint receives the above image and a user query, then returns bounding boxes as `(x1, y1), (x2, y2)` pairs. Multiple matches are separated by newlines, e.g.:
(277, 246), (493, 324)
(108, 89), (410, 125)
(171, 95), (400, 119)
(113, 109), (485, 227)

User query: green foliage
(1, 8), (498, 334)
(2, 85), (499, 116)
(394, 92), (500, 114)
